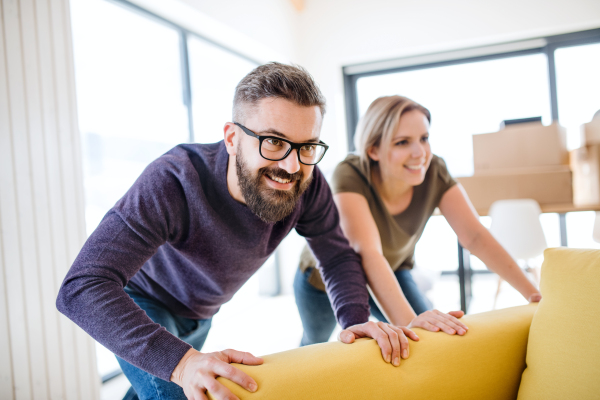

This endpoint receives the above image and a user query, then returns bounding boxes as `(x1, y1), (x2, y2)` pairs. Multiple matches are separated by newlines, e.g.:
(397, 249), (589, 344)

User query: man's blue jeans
(117, 287), (212, 400)
(293, 267), (431, 346)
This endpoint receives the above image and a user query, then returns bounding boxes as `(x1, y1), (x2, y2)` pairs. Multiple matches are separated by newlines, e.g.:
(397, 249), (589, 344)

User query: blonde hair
(354, 95), (431, 182)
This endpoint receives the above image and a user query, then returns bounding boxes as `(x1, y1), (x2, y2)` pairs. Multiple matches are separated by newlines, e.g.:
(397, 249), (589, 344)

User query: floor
(100, 271), (530, 399)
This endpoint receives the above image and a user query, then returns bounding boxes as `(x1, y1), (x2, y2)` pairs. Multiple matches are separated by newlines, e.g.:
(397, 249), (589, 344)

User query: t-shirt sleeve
(434, 156), (457, 193)
(295, 167), (370, 329)
(331, 161), (370, 198)
(428, 155), (458, 209)
(56, 156), (193, 381)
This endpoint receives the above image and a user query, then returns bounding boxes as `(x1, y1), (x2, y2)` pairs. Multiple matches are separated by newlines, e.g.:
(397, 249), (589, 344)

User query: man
(57, 63), (418, 400)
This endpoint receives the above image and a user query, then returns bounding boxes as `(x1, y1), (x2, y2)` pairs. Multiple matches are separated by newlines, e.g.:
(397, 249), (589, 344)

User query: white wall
(179, 0), (300, 62)
(130, 0), (300, 63)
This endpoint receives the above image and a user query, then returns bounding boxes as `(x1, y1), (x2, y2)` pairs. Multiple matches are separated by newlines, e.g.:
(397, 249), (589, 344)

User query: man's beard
(236, 145), (312, 224)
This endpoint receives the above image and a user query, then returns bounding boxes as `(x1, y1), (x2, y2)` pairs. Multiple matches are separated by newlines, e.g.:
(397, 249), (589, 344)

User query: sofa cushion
(517, 248), (600, 399)
(210, 304), (537, 400)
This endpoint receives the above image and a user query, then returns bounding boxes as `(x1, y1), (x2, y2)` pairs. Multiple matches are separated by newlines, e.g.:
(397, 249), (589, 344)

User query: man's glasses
(234, 122), (329, 166)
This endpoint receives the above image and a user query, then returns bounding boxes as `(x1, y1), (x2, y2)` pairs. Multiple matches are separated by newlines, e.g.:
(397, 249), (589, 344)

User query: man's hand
(408, 309), (468, 335)
(528, 292), (542, 302)
(171, 348), (263, 400)
(339, 321), (419, 367)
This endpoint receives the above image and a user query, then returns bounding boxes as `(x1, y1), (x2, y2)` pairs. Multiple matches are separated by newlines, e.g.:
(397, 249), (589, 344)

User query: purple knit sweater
(57, 141), (370, 381)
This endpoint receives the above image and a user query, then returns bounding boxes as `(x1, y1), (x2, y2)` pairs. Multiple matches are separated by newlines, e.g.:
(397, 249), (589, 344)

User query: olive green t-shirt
(301, 154), (457, 291)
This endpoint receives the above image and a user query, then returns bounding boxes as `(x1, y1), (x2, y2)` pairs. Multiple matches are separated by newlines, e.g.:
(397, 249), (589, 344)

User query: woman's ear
(367, 146), (380, 162)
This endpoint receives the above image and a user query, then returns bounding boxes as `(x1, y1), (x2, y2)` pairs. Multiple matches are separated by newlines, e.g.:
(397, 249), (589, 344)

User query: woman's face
(368, 109), (432, 187)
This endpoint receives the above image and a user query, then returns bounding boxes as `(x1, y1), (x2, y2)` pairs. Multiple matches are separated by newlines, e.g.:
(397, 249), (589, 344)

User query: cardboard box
(582, 120), (600, 145)
(473, 122), (568, 172)
(571, 144), (600, 206)
(457, 167), (573, 213)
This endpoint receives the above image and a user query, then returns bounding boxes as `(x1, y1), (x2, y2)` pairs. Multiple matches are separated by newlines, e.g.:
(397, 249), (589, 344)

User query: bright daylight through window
(70, 0), (262, 381)
(353, 43), (600, 310)
(356, 54), (554, 277)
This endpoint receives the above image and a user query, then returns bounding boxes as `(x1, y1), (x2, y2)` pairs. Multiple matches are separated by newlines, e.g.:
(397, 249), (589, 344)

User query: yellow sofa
(210, 248), (600, 400)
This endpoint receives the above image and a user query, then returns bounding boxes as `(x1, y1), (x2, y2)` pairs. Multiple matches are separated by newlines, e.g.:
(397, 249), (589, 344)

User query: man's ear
(224, 122), (238, 156)
(366, 146), (380, 162)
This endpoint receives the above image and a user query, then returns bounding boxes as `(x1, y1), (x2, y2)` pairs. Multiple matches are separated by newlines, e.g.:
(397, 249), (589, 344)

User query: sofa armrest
(211, 304), (537, 400)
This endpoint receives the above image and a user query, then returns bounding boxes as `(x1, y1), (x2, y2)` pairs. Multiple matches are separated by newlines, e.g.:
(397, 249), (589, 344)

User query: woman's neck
(371, 164), (413, 214)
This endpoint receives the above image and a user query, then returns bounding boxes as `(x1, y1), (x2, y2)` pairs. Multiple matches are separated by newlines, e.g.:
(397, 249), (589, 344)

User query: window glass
(555, 42), (600, 149)
(188, 36), (257, 144)
(356, 54), (551, 178)
(71, 0), (189, 377)
(357, 54), (551, 272)
(72, 0), (189, 235)
(566, 211), (600, 249)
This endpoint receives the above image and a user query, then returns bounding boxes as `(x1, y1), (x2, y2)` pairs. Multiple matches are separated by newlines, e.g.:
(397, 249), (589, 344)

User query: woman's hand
(528, 292), (542, 302)
(407, 310), (468, 335)
(339, 321), (419, 366)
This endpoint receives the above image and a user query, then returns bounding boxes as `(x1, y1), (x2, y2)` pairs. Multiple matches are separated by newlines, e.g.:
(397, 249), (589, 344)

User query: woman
(294, 95), (542, 348)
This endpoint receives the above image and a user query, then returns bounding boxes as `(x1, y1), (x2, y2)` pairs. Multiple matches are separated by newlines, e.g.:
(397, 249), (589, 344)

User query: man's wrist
(171, 348), (198, 386)
(337, 303), (370, 329)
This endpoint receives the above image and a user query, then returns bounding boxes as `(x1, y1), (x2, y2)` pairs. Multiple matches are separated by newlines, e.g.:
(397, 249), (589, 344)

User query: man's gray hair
(233, 62), (326, 122)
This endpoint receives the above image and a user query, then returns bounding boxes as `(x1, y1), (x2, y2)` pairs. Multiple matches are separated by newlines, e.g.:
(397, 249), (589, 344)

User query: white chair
(488, 199), (547, 309)
(593, 212), (600, 243)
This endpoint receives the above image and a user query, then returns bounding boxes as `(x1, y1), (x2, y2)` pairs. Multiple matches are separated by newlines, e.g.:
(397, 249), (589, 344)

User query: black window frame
(105, 0), (261, 144)
(343, 28), (600, 151)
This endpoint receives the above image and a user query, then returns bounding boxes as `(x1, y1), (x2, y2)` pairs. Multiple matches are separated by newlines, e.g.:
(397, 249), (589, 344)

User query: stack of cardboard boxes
(571, 119), (600, 206)
(456, 122), (573, 214)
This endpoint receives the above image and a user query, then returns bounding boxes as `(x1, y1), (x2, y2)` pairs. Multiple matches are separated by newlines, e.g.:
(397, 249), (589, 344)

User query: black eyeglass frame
(233, 122), (329, 165)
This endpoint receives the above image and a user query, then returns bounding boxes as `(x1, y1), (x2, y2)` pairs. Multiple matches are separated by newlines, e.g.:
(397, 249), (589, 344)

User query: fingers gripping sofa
(210, 248), (600, 400)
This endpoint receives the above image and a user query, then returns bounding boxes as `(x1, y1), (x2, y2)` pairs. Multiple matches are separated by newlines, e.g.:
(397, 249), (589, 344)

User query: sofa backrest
(210, 304), (537, 400)
(518, 248), (600, 399)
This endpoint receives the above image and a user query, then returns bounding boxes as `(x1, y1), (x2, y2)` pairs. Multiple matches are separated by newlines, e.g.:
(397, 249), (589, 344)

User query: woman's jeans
(117, 287), (212, 400)
(293, 267), (431, 346)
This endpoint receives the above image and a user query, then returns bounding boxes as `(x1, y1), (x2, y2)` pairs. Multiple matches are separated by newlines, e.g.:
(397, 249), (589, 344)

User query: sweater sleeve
(295, 167), (370, 329)
(56, 157), (193, 381)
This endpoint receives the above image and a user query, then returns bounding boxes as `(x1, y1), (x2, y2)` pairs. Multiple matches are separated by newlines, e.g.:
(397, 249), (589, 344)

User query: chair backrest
(489, 199), (547, 260)
(593, 212), (600, 243)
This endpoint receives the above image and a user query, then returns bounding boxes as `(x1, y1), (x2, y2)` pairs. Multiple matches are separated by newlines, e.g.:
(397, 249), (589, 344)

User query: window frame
(105, 0), (261, 143)
(343, 28), (600, 151)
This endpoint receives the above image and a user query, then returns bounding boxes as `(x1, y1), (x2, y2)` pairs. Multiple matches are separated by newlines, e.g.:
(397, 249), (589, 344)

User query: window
(555, 42), (600, 149)
(188, 37), (257, 143)
(344, 29), (600, 311)
(71, 0), (189, 236)
(356, 54), (551, 178)
(70, 0), (259, 381)
(354, 53), (552, 273)
(71, 0), (191, 379)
